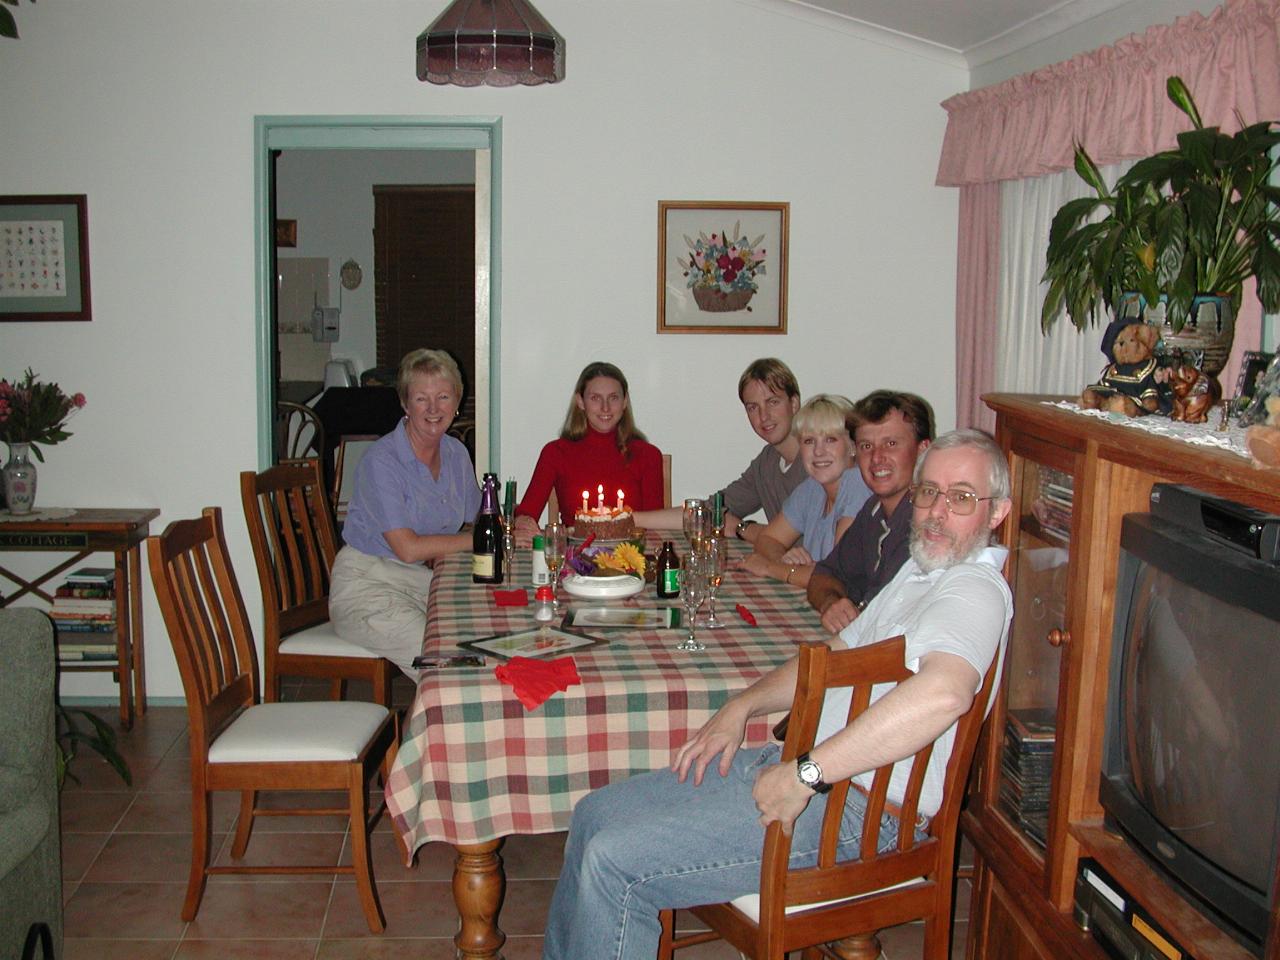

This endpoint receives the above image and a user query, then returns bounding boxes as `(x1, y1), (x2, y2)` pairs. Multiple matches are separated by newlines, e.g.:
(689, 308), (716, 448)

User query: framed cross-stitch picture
(0, 195), (91, 322)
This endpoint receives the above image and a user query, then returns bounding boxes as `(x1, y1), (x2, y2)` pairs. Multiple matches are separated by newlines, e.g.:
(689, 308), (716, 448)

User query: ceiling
(775, 0), (1139, 64)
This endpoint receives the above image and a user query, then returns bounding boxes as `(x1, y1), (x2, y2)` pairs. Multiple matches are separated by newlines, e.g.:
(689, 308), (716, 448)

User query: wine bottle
(473, 474), (505, 584)
(656, 541), (680, 599)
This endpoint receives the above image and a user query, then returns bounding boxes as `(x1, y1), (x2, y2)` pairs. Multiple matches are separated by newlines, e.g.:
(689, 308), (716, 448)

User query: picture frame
(457, 625), (606, 661)
(657, 200), (788, 334)
(1238, 352), (1280, 427)
(562, 606), (681, 630)
(0, 194), (91, 322)
(1233, 351), (1275, 418)
(275, 218), (298, 248)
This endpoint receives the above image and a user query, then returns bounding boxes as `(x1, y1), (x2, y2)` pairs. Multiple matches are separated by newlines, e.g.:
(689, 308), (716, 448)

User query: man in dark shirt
(807, 390), (934, 633)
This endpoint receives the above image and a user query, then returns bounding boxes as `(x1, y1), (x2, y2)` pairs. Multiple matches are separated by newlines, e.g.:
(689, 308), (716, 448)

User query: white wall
(277, 148), (476, 377)
(0, 0), (965, 698)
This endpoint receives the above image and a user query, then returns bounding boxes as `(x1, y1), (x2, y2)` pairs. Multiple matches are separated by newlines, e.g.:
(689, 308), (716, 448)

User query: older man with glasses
(542, 429), (1014, 960)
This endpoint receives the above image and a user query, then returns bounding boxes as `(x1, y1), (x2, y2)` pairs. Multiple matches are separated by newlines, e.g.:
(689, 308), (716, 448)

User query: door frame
(252, 115), (502, 474)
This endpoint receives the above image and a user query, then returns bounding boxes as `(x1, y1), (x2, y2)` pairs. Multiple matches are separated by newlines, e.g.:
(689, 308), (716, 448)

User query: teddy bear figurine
(1245, 396), (1280, 469)
(1080, 318), (1172, 417)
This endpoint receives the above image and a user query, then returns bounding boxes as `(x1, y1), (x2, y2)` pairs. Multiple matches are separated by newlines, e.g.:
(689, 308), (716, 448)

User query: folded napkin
(493, 589), (529, 607)
(494, 656), (581, 710)
(735, 603), (758, 626)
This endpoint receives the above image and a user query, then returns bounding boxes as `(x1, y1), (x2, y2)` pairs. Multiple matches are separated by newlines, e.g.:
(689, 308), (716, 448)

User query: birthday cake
(574, 506), (636, 540)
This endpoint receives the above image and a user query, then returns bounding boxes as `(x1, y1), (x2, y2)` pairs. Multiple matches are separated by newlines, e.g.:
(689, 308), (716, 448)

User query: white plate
(561, 573), (645, 600)
(568, 532), (645, 549)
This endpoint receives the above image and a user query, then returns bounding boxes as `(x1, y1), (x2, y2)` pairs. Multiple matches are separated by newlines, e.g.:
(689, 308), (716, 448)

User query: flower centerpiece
(568, 541), (646, 579)
(679, 224), (768, 313)
(0, 369), (86, 514)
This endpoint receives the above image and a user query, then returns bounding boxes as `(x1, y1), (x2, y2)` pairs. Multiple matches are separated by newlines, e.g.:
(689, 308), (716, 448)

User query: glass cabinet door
(995, 458), (1074, 851)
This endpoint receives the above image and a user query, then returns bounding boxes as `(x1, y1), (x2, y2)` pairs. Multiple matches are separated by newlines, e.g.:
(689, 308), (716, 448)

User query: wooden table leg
(127, 544), (146, 720)
(828, 933), (882, 959)
(114, 550), (134, 730)
(453, 839), (506, 960)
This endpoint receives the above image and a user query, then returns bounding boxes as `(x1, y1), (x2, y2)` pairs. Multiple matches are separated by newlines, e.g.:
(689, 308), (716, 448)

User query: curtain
(937, 0), (1280, 425)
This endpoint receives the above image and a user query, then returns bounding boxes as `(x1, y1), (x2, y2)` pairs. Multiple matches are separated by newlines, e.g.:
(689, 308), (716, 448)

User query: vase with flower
(0, 369), (86, 515)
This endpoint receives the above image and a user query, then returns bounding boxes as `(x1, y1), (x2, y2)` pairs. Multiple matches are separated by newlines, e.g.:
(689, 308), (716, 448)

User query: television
(1101, 484), (1280, 954)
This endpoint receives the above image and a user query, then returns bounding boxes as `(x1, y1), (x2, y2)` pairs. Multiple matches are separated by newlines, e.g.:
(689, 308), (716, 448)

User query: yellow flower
(594, 543), (645, 576)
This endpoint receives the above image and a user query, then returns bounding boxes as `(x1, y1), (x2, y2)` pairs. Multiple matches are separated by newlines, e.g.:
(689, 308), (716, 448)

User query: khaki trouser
(329, 544), (433, 678)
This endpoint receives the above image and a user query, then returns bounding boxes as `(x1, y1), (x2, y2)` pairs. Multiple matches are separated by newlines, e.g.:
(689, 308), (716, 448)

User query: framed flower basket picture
(0, 195), (91, 322)
(657, 201), (788, 334)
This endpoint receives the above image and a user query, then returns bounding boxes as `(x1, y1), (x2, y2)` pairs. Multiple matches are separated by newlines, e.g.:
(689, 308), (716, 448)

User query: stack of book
(1034, 467), (1074, 544)
(998, 707), (1057, 849)
(51, 567), (118, 663)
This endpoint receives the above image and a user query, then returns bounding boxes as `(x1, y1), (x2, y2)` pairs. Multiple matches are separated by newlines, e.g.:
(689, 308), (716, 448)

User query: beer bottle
(656, 541), (680, 599)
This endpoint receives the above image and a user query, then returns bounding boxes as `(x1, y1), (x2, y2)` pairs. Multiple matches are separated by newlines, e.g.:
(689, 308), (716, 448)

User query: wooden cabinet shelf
(963, 395), (1280, 960)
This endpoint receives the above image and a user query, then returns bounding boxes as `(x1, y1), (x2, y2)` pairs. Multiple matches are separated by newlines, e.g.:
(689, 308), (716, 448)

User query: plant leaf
(0, 6), (16, 38)
(1166, 76), (1203, 129)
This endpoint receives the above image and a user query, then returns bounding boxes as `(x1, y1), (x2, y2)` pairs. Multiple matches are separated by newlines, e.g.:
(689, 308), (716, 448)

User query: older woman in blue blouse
(329, 349), (480, 676)
(740, 393), (870, 589)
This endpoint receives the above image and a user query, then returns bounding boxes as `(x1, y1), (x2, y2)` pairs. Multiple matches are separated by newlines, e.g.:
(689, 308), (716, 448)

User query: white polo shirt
(814, 546), (1012, 816)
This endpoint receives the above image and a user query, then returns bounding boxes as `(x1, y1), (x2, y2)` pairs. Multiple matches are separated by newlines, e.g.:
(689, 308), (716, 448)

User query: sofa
(0, 609), (62, 960)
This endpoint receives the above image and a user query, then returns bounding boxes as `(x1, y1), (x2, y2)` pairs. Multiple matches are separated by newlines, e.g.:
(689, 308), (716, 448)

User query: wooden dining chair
(658, 635), (1001, 960)
(240, 459), (393, 707)
(275, 400), (325, 464)
(331, 433), (378, 524)
(147, 507), (398, 933)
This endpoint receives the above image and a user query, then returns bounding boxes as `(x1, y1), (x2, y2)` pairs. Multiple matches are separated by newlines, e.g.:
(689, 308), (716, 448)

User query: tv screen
(1103, 510), (1280, 950)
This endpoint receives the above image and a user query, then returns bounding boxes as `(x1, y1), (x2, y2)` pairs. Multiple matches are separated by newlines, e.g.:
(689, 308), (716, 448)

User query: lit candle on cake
(597, 484), (604, 511)
(617, 489), (624, 510)
(582, 490), (589, 513)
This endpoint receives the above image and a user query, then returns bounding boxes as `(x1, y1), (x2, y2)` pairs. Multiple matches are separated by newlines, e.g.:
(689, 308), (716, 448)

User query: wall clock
(340, 259), (363, 291)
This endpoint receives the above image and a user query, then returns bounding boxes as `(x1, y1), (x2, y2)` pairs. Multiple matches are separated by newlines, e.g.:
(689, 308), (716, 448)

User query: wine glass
(682, 498), (709, 548)
(676, 548), (708, 652)
(543, 521), (568, 613)
(699, 535), (728, 629)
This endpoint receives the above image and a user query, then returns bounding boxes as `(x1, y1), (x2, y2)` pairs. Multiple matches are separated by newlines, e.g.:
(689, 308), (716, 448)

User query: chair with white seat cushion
(658, 635), (1000, 960)
(240, 459), (392, 707)
(147, 506), (398, 932)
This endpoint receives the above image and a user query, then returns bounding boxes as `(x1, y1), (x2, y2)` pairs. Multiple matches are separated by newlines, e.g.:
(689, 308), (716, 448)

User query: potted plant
(1041, 76), (1280, 379)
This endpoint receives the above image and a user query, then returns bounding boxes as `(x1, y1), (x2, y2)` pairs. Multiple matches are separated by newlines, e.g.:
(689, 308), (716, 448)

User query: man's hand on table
(819, 597), (861, 634)
(672, 701), (750, 786)
(753, 759), (813, 836)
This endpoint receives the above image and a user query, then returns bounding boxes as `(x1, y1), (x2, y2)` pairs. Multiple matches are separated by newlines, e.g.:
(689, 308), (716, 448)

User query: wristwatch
(796, 751), (831, 793)
(736, 519), (757, 541)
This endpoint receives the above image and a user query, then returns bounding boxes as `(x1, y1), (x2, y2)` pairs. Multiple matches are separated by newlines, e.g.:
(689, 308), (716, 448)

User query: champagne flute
(700, 535), (728, 629)
(682, 498), (709, 548)
(676, 547), (708, 652)
(544, 521), (568, 613)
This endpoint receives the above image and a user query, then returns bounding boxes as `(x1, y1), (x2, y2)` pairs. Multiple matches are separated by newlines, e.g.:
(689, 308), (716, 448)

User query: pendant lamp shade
(417, 0), (565, 87)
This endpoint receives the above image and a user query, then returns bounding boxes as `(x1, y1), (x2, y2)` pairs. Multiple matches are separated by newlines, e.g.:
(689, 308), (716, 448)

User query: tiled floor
(60, 677), (971, 959)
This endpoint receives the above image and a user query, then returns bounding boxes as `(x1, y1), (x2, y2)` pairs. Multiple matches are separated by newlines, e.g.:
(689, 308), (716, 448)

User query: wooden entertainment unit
(964, 395), (1280, 960)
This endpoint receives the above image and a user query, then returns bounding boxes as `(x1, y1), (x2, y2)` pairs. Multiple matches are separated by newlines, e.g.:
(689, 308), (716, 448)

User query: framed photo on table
(0, 195), (91, 322)
(657, 200), (788, 334)
(1233, 351), (1275, 418)
(458, 625), (606, 661)
(1238, 352), (1280, 426)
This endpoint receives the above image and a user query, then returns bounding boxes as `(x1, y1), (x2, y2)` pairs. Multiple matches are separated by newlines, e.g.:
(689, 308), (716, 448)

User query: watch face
(797, 759), (822, 786)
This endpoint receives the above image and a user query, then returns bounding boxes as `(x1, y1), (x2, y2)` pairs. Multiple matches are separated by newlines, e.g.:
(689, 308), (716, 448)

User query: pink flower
(72, 393), (86, 408)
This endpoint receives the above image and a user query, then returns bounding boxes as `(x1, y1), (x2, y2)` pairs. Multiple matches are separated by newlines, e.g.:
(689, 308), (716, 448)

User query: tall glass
(543, 521), (568, 613)
(677, 547), (708, 652)
(682, 498), (709, 548)
(700, 535), (728, 629)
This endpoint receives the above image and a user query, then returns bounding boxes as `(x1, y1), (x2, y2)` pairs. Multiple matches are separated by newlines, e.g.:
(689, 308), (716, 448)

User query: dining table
(384, 535), (827, 959)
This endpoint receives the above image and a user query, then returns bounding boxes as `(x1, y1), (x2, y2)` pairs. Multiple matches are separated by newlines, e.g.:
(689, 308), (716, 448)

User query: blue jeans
(542, 744), (912, 960)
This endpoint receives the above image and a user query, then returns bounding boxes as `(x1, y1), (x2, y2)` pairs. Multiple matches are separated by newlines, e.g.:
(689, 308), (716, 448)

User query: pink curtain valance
(936, 0), (1280, 187)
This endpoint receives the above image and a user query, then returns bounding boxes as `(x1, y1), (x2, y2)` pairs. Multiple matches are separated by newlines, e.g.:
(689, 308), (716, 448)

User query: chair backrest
(275, 400), (325, 464)
(147, 507), (259, 756)
(332, 434), (378, 522)
(240, 459), (338, 641)
(761, 636), (1001, 927)
(546, 452), (674, 524)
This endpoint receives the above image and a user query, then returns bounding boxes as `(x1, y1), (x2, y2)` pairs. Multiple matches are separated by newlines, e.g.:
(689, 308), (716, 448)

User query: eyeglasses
(909, 482), (997, 516)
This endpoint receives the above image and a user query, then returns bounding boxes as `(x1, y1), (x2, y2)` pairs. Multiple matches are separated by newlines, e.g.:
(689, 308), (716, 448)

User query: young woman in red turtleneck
(514, 362), (664, 537)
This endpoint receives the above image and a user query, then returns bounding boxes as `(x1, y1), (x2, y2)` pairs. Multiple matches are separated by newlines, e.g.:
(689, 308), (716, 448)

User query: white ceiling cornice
(963, 0), (1135, 68)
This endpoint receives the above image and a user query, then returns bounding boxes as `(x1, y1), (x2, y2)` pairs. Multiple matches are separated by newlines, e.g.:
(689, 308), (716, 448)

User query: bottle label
(472, 554), (495, 578)
(662, 568), (681, 594)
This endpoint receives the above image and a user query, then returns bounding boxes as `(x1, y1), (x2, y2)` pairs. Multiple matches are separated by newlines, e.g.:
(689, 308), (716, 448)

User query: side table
(0, 508), (160, 730)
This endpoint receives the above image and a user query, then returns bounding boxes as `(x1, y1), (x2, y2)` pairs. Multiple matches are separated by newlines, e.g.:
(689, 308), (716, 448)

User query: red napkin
(493, 589), (529, 607)
(494, 656), (581, 710)
(735, 603), (758, 626)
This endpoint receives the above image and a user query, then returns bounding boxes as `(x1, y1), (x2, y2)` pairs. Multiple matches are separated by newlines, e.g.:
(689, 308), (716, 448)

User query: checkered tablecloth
(385, 538), (825, 854)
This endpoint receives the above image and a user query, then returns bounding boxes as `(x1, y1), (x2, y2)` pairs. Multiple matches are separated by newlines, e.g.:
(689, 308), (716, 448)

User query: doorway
(253, 116), (502, 475)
